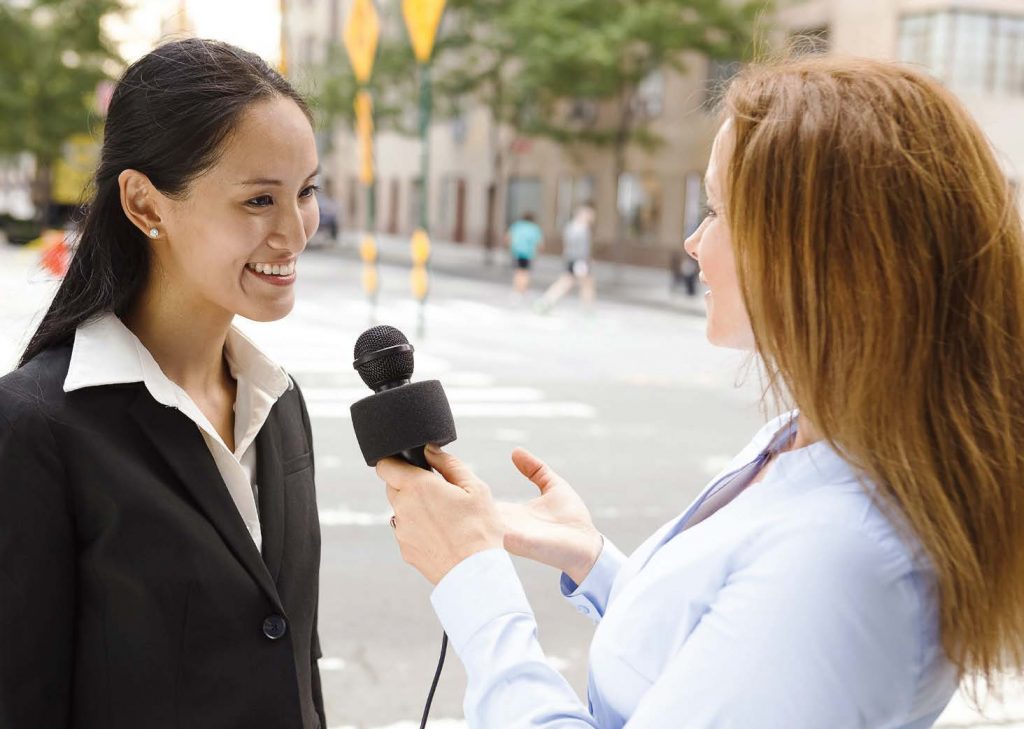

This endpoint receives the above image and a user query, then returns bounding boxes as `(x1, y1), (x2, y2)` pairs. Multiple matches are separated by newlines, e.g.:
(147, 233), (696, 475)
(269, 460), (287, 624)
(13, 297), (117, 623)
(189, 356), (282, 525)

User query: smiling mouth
(246, 261), (295, 276)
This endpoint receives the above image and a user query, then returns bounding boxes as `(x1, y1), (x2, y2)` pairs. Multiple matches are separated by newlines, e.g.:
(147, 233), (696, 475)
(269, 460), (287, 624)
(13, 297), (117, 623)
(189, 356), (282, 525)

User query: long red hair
(724, 56), (1024, 682)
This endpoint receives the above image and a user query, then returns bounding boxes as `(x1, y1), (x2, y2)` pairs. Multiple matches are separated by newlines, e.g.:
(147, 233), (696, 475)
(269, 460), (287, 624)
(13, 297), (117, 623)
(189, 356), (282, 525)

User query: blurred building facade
(778, 0), (1024, 201)
(286, 0), (1024, 267)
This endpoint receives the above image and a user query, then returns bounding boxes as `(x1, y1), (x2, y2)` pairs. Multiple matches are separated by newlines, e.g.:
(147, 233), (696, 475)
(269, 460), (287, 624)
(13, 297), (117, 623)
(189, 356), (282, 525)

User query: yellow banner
(402, 0), (446, 63)
(344, 0), (380, 83)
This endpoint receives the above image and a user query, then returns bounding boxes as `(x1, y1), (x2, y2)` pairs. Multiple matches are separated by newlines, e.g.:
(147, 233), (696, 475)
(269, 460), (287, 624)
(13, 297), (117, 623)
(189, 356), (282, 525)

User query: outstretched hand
(498, 448), (603, 585)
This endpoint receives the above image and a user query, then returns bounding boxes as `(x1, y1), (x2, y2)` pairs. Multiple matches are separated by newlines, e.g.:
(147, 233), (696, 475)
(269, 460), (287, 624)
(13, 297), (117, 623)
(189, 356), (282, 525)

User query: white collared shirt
(63, 312), (291, 552)
(430, 412), (959, 728)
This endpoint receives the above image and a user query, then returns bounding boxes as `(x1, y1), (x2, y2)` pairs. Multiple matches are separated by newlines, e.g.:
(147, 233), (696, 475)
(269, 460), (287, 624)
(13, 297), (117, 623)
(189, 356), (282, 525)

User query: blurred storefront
(287, 0), (1024, 268)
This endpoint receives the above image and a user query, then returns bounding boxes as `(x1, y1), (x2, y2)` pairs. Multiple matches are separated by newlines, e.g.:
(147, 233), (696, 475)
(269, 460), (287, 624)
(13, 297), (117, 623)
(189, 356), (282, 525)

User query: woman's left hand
(376, 445), (504, 585)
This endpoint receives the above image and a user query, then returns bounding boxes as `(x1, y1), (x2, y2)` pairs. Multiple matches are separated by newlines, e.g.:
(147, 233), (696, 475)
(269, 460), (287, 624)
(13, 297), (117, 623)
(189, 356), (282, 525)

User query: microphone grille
(353, 325), (415, 390)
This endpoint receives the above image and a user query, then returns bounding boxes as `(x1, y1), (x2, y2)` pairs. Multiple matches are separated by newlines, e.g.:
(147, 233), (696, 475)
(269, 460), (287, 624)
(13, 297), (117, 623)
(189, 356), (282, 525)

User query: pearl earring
(148, 228), (159, 238)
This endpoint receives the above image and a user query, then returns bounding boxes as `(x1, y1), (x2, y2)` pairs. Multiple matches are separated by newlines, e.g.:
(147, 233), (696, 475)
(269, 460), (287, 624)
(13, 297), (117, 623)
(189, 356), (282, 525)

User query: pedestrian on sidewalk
(374, 56), (1024, 728)
(0, 39), (326, 729)
(505, 211), (544, 300)
(536, 203), (596, 313)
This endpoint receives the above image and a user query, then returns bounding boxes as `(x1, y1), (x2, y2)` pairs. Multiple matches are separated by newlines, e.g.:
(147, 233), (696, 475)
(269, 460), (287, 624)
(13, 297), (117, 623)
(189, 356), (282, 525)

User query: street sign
(402, 0), (446, 63)
(344, 0), (381, 84)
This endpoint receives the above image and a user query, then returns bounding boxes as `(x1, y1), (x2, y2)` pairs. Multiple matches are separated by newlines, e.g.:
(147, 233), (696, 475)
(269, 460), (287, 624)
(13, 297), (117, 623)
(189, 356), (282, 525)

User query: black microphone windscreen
(353, 325), (415, 390)
(350, 380), (457, 466)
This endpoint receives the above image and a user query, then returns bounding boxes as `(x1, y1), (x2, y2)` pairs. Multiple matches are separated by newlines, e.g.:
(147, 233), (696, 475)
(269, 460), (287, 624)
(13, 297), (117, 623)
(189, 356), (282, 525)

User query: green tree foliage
(312, 0), (761, 244)
(304, 32), (419, 137)
(0, 0), (123, 218)
(503, 0), (762, 249)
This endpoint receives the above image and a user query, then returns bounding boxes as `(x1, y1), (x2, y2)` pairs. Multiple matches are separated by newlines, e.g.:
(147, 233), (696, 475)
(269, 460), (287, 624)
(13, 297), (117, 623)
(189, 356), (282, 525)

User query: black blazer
(0, 344), (325, 729)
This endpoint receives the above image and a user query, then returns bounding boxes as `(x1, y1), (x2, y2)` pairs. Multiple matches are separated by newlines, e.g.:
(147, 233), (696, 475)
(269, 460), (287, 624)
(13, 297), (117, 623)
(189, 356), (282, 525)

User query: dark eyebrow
(236, 167), (320, 186)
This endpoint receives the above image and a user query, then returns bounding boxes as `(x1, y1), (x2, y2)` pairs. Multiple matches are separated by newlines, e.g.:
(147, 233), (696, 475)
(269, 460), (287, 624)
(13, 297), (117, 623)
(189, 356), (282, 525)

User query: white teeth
(248, 261), (294, 276)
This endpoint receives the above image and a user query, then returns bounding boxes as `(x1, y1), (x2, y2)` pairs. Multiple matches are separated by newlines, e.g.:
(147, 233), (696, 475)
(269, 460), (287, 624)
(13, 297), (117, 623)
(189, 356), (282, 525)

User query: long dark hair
(19, 38), (312, 367)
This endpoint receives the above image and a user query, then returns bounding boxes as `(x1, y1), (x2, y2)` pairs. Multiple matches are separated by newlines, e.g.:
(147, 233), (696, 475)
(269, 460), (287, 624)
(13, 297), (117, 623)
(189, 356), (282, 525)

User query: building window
(556, 175), (595, 229)
(505, 176), (543, 227)
(566, 99), (598, 128)
(703, 58), (743, 112)
(899, 11), (1024, 96)
(617, 173), (662, 244)
(633, 69), (664, 118)
(995, 15), (1024, 96)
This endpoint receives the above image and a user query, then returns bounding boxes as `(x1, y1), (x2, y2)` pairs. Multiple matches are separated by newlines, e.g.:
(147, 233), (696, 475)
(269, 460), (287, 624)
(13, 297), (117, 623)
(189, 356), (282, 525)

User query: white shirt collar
(63, 311), (291, 404)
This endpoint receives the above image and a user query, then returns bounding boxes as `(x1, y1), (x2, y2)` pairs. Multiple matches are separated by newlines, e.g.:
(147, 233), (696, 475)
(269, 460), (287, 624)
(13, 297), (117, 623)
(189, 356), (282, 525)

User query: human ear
(117, 169), (165, 239)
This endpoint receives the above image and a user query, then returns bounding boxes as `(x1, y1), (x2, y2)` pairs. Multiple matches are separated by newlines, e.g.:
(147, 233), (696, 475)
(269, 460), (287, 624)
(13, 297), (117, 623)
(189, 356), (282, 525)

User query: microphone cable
(419, 631), (448, 729)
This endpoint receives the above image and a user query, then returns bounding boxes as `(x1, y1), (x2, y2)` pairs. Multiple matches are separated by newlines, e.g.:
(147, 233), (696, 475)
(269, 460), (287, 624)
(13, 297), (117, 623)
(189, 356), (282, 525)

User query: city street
(1, 241), (1022, 728)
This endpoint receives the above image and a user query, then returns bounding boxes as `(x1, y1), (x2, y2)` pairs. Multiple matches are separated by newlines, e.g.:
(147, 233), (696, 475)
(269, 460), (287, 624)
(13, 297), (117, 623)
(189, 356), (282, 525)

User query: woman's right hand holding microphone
(499, 448), (604, 586)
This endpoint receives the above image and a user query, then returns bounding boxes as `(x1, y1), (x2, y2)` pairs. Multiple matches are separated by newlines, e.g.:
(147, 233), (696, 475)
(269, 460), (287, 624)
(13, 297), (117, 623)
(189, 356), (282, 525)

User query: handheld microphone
(350, 325), (457, 470)
(350, 324), (457, 729)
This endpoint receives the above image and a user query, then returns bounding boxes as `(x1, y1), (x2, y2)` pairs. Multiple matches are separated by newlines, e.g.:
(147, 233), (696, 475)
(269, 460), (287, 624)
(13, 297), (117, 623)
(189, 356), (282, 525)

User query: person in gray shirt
(536, 203), (596, 313)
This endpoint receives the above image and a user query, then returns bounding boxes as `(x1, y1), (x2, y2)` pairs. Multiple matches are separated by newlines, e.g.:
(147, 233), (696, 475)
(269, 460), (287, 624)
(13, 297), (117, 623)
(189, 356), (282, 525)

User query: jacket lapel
(256, 407), (286, 584)
(128, 387), (283, 611)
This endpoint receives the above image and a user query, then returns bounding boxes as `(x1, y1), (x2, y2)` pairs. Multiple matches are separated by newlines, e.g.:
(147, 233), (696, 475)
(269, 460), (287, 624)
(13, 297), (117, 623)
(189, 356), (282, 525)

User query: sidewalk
(329, 231), (707, 316)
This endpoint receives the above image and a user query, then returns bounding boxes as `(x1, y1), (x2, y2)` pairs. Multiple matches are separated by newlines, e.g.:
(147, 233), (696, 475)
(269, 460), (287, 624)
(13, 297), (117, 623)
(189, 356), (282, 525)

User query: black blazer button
(262, 615), (287, 640)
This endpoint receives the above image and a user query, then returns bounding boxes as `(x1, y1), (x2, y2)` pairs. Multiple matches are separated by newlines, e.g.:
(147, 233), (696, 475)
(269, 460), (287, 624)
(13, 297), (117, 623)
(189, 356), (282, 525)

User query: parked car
(0, 213), (42, 246)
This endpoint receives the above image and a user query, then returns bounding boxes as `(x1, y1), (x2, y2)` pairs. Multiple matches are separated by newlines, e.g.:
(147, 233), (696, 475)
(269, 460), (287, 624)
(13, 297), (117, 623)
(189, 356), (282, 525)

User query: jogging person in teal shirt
(506, 212), (544, 298)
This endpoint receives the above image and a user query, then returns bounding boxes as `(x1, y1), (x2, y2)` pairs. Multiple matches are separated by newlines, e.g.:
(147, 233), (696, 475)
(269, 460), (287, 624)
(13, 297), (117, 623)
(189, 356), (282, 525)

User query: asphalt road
(241, 248), (765, 726)
(1, 242), (1018, 729)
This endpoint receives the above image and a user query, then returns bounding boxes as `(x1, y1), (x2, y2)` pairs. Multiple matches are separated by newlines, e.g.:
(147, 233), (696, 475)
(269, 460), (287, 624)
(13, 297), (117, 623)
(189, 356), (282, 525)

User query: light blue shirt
(508, 220), (544, 259)
(431, 413), (959, 728)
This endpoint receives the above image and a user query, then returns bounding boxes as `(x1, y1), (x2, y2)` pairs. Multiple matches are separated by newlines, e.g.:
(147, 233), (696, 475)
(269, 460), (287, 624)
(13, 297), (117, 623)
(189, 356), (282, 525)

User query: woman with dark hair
(375, 56), (1024, 727)
(0, 39), (326, 729)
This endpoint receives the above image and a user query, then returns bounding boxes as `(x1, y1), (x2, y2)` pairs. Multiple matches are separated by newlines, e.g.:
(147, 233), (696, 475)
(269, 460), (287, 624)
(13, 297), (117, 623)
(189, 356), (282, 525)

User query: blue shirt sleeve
(560, 536), (627, 622)
(431, 549), (599, 728)
(430, 522), (927, 728)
